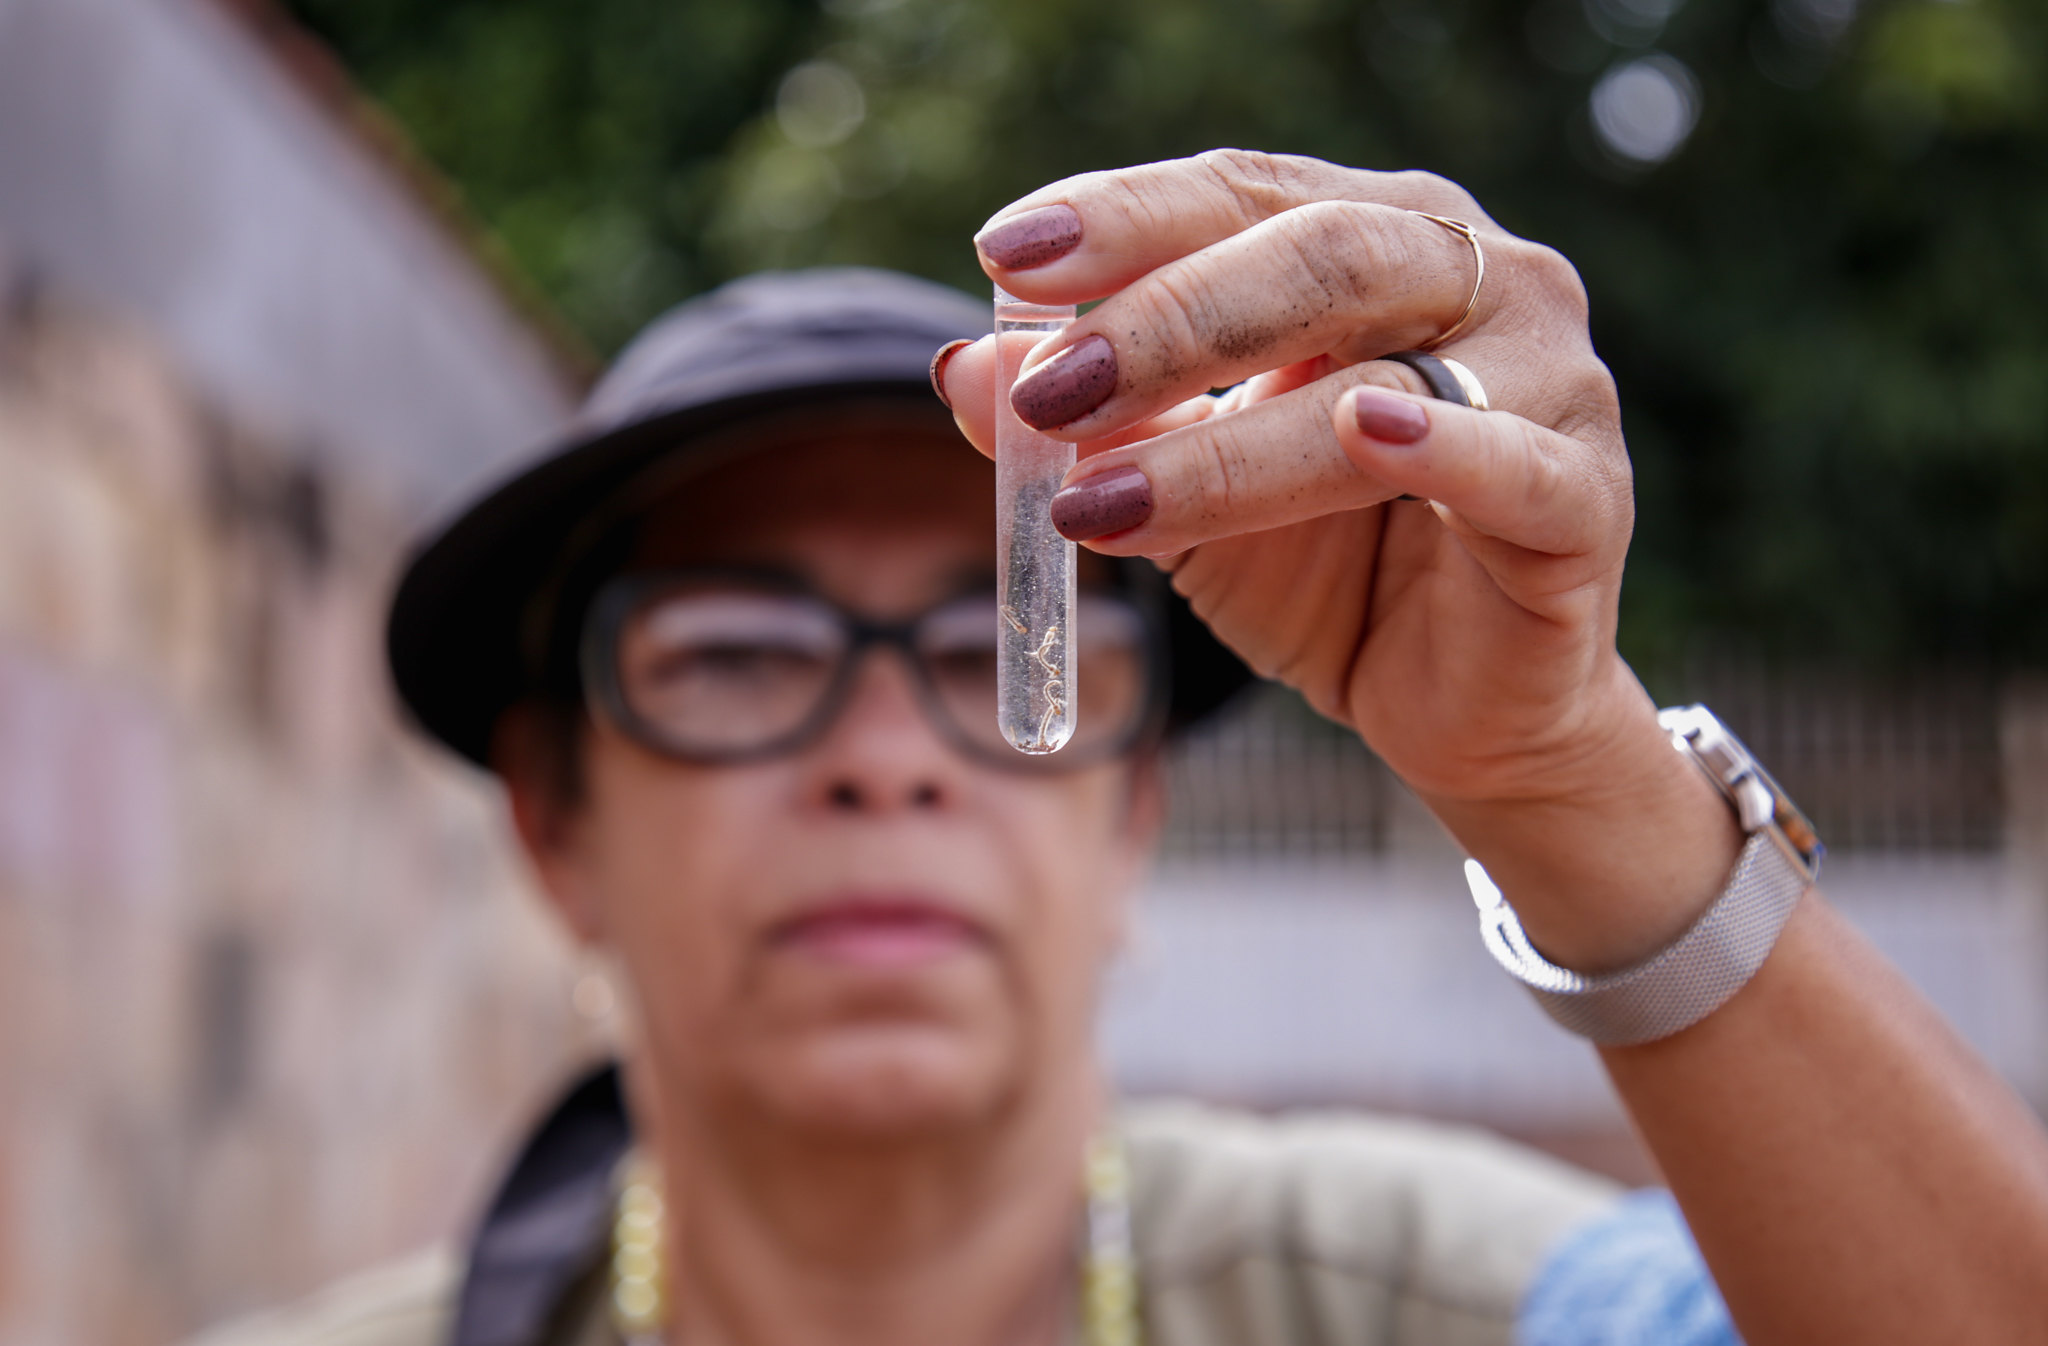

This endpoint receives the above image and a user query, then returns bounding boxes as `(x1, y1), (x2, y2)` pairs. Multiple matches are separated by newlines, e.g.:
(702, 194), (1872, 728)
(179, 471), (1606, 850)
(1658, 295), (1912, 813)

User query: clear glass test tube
(994, 284), (1078, 754)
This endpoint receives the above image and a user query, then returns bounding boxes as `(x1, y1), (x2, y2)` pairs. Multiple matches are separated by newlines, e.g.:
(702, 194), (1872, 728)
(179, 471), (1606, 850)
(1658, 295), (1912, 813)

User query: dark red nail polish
(1010, 335), (1116, 430)
(1051, 466), (1153, 541)
(1353, 388), (1431, 444)
(929, 338), (971, 410)
(976, 204), (1083, 270)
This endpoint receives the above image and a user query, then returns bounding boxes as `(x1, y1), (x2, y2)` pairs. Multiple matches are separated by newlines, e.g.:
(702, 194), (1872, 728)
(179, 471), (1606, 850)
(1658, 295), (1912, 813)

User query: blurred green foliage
(287, 0), (2048, 676)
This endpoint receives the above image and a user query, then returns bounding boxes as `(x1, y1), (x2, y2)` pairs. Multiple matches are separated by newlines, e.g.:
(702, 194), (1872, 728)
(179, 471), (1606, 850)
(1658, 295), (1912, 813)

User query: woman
(199, 153), (2048, 1346)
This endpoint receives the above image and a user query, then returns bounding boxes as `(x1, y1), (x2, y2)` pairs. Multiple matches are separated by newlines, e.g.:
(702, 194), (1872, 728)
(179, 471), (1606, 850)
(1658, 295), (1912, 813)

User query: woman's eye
(655, 643), (825, 679)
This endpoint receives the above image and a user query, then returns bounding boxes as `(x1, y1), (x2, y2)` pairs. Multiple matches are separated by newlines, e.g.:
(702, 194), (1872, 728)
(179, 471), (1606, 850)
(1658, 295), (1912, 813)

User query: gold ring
(1382, 349), (1491, 413)
(1436, 356), (1490, 411)
(1408, 211), (1485, 350)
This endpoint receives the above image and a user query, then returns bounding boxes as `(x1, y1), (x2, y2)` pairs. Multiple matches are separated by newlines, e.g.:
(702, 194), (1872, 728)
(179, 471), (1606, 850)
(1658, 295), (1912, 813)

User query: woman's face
(517, 421), (1160, 1138)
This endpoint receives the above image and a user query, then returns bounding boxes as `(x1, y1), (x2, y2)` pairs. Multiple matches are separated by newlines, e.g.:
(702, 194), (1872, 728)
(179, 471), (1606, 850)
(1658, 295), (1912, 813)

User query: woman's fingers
(934, 334), (1226, 463)
(946, 333), (1626, 577)
(1042, 363), (1414, 554)
(1003, 201), (1488, 437)
(976, 150), (1482, 303)
(1332, 385), (1630, 566)
(933, 335), (1000, 457)
(1052, 367), (1629, 610)
(972, 150), (1616, 459)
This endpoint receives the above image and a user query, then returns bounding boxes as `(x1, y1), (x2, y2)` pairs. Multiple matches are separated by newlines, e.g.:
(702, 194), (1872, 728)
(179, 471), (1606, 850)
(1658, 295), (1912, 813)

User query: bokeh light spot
(776, 60), (867, 149)
(1590, 54), (1701, 164)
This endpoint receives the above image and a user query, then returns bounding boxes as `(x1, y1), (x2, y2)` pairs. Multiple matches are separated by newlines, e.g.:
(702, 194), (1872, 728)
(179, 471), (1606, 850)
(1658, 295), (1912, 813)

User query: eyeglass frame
(578, 564), (1175, 772)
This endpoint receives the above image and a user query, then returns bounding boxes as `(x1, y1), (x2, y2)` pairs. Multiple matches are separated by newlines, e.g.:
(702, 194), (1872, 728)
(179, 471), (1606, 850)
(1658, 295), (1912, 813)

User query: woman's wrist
(1420, 682), (1745, 975)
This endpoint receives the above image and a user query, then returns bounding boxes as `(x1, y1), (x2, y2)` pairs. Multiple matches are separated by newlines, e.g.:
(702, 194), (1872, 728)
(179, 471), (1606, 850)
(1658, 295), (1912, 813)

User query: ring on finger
(1408, 211), (1485, 350)
(1375, 349), (1489, 504)
(1383, 349), (1491, 412)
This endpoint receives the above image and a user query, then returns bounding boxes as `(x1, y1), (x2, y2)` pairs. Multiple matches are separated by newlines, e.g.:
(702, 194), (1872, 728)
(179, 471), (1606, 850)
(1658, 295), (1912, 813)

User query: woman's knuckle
(1389, 168), (1478, 217)
(1131, 271), (1215, 372)
(1602, 446), (1636, 504)
(1581, 453), (1635, 547)
(1113, 170), (1195, 239)
(1190, 423), (1252, 520)
(1482, 419), (1570, 534)
(1546, 356), (1608, 406)
(1387, 168), (1447, 197)
(1194, 148), (1301, 216)
(1518, 427), (1568, 508)
(1522, 243), (1591, 321)
(1276, 202), (1384, 302)
(1578, 366), (1621, 421)
(1196, 147), (1278, 182)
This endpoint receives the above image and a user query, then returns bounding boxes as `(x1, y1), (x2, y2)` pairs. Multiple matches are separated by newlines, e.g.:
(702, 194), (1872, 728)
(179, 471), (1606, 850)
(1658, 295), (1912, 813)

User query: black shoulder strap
(450, 1062), (632, 1346)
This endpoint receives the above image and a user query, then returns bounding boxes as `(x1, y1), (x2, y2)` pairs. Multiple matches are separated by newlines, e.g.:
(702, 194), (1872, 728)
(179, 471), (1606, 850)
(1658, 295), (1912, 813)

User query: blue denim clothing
(1520, 1190), (1742, 1346)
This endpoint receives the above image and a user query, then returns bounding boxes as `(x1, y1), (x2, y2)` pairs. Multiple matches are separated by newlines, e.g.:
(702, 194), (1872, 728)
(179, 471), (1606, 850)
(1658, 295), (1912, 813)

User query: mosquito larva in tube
(995, 284), (1078, 754)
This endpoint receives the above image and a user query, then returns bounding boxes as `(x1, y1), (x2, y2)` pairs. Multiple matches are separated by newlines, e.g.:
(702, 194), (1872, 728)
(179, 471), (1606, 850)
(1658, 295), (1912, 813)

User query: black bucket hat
(385, 267), (1254, 770)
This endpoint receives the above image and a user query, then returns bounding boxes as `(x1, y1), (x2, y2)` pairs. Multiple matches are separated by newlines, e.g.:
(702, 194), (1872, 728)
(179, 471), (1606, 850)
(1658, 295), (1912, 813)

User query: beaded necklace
(610, 1133), (1141, 1346)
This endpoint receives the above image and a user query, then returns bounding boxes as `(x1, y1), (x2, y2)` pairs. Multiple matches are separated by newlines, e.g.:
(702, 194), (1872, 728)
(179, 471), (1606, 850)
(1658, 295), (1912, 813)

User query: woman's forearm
(1429, 689), (2048, 1343)
(1600, 896), (2048, 1345)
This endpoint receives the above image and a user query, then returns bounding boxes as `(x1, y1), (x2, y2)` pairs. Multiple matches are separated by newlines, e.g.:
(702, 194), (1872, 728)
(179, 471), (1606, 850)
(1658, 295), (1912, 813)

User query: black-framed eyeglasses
(580, 568), (1170, 772)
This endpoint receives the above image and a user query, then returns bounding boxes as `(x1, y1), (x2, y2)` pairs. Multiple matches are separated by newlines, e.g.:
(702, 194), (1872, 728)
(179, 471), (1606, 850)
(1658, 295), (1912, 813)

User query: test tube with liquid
(995, 285), (1078, 754)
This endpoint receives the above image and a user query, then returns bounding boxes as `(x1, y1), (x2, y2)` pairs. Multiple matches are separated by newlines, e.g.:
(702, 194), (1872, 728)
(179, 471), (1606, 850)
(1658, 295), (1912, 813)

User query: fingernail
(1353, 387), (1431, 444)
(976, 204), (1083, 270)
(1011, 335), (1117, 430)
(929, 338), (971, 410)
(1051, 465), (1153, 541)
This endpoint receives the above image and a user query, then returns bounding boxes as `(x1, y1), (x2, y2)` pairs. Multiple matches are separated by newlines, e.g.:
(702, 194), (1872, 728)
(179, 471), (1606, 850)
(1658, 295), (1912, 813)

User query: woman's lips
(769, 898), (986, 968)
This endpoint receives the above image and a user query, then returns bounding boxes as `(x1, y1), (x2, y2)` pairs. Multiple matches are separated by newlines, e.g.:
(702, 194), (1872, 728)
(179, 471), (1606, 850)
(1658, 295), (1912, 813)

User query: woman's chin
(750, 1023), (1017, 1136)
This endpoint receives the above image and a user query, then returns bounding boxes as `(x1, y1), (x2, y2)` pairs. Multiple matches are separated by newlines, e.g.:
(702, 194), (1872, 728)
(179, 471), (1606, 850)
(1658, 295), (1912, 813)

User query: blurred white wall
(1125, 677), (2048, 1170)
(1109, 850), (2045, 1130)
(0, 3), (592, 1344)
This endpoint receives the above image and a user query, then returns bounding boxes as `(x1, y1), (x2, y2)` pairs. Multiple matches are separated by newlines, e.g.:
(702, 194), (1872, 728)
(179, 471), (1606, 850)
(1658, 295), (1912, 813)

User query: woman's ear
(495, 703), (607, 946)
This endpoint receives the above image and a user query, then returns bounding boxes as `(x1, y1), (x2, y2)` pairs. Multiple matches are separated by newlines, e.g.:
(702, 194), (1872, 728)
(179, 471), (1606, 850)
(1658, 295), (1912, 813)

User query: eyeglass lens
(611, 581), (1151, 764)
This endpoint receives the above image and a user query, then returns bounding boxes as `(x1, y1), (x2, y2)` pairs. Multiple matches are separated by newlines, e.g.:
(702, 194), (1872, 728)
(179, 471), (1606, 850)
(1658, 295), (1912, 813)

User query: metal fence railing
(1161, 667), (2006, 861)
(1681, 662), (2005, 854)
(1161, 685), (1398, 860)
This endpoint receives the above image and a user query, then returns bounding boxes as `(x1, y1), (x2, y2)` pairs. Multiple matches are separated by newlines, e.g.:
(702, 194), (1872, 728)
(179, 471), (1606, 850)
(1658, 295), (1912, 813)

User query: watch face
(1659, 704), (1824, 879)
(1759, 766), (1825, 875)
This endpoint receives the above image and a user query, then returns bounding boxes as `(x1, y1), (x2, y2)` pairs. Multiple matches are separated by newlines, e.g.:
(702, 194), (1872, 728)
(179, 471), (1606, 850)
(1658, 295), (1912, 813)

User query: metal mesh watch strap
(1472, 832), (1809, 1045)
(1468, 704), (1824, 1047)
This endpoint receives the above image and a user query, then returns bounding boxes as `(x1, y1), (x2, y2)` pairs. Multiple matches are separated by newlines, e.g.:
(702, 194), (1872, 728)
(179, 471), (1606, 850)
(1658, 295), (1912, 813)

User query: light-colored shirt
(1521, 1190), (1741, 1345)
(186, 1100), (1736, 1346)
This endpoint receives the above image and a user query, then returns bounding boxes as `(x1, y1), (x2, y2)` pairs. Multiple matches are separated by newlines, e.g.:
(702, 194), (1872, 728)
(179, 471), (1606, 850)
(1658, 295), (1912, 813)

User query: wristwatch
(1468, 705), (1825, 1046)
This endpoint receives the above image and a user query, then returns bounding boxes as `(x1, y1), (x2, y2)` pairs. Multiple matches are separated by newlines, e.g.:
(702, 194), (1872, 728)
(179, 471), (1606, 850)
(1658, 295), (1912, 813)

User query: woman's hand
(942, 157), (2048, 1346)
(938, 150), (1732, 969)
(942, 151), (1630, 804)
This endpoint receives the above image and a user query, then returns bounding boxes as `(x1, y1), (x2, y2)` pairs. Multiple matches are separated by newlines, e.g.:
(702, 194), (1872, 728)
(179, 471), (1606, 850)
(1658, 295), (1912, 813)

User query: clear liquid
(995, 286), (1078, 754)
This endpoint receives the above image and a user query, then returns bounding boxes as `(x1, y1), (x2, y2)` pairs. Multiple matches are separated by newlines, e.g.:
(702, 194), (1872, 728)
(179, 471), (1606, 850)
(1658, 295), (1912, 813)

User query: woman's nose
(805, 648), (959, 814)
